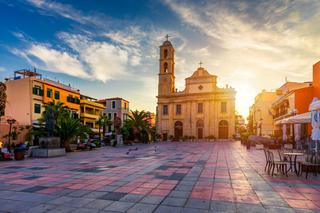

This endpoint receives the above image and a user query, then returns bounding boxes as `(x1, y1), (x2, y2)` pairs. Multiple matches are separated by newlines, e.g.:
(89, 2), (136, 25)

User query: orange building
(5, 69), (80, 125)
(272, 60), (320, 139)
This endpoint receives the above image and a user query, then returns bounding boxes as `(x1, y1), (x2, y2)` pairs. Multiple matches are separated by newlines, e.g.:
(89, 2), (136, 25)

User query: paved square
(0, 141), (320, 212)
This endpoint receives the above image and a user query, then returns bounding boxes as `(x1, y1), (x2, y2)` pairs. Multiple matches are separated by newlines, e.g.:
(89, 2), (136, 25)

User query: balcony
(80, 112), (99, 120)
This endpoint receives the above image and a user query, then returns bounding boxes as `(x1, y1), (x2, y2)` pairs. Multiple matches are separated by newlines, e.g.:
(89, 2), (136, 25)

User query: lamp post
(259, 118), (263, 136)
(6, 119), (16, 150)
(254, 108), (261, 136)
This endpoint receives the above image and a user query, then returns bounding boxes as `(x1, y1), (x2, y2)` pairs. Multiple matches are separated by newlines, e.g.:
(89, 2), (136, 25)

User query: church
(156, 38), (236, 140)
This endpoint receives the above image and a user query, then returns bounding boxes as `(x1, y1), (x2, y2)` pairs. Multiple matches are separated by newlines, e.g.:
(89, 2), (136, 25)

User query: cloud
(164, 0), (320, 117)
(26, 0), (108, 27)
(0, 67), (5, 72)
(11, 33), (133, 82)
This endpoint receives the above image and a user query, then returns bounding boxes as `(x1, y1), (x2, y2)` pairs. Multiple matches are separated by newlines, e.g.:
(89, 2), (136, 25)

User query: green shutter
(34, 104), (41, 113)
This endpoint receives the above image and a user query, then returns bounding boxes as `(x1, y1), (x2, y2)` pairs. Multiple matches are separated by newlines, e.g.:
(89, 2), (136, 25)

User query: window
(108, 113), (111, 119)
(114, 113), (117, 119)
(164, 62), (168, 73)
(164, 49), (168, 59)
(32, 86), (43, 96)
(198, 103), (203, 113)
(54, 91), (60, 100)
(163, 105), (168, 115)
(124, 102), (127, 109)
(221, 102), (227, 113)
(34, 103), (41, 114)
(176, 104), (181, 115)
(112, 101), (116, 109)
(47, 88), (52, 98)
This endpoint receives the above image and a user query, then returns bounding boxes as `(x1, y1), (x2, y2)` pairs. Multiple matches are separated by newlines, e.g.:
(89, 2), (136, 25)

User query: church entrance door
(197, 128), (203, 139)
(218, 120), (228, 139)
(174, 121), (183, 140)
(196, 120), (204, 140)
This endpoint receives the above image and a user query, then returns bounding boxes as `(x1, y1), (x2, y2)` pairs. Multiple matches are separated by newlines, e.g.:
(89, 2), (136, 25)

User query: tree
(97, 114), (112, 140)
(0, 82), (6, 117)
(32, 101), (91, 151)
(56, 114), (91, 152)
(125, 110), (152, 142)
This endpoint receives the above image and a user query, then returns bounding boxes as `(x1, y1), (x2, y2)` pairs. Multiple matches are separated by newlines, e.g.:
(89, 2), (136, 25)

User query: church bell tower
(158, 35), (175, 97)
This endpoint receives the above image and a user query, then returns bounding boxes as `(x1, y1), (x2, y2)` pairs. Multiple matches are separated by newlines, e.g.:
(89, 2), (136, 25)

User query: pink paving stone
(285, 199), (320, 210)
(67, 183), (86, 189)
(235, 195), (260, 204)
(149, 189), (171, 196)
(302, 193), (320, 201)
(191, 191), (212, 200)
(278, 192), (307, 200)
(294, 187), (320, 194)
(131, 187), (152, 195)
(211, 192), (235, 202)
(115, 186), (136, 193)
(157, 184), (176, 190)
(37, 187), (63, 194)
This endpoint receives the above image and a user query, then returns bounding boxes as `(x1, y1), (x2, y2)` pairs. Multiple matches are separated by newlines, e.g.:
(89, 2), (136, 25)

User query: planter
(284, 144), (293, 149)
(14, 150), (25, 160)
(256, 144), (264, 150)
(69, 144), (77, 151)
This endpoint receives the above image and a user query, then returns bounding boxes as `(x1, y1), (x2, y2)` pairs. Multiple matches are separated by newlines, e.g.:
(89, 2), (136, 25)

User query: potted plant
(207, 135), (216, 142)
(13, 143), (25, 160)
(189, 136), (196, 142)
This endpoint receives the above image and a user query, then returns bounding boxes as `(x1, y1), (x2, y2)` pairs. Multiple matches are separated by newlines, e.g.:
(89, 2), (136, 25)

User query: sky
(1, 0), (320, 118)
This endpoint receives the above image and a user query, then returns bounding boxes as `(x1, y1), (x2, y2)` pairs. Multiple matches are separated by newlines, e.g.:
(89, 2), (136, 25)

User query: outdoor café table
(283, 152), (304, 175)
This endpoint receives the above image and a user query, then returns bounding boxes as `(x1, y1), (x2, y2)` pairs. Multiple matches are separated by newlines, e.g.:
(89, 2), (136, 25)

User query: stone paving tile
(119, 193), (145, 202)
(99, 192), (127, 201)
(46, 206), (77, 213)
(210, 200), (236, 212)
(103, 201), (135, 212)
(23, 204), (57, 213)
(185, 198), (211, 210)
(3, 141), (320, 212)
(154, 205), (183, 213)
(84, 199), (114, 209)
(162, 197), (187, 207)
(127, 203), (158, 213)
(140, 195), (165, 205)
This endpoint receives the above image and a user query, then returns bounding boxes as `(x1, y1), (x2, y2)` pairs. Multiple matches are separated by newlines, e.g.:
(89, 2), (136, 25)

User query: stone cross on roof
(165, 34), (170, 41)
(199, 61), (203, 67)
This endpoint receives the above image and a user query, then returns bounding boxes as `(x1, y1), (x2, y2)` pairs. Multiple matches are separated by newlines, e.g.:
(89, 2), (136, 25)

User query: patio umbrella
(311, 110), (320, 151)
(282, 124), (287, 142)
(309, 98), (320, 151)
(294, 124), (301, 142)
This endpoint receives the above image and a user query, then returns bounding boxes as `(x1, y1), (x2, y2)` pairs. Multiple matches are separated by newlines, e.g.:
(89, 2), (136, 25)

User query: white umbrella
(294, 123), (301, 142)
(311, 110), (320, 140)
(282, 124), (287, 142)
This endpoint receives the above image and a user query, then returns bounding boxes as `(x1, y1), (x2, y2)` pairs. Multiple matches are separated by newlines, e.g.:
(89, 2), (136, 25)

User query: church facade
(156, 39), (236, 140)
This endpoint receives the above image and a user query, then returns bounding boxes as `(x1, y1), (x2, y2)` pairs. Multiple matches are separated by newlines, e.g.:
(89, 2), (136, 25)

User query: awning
(280, 112), (311, 124)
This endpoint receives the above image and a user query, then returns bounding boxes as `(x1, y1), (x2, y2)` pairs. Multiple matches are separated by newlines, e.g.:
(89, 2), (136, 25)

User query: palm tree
(0, 82), (6, 117)
(126, 110), (151, 142)
(56, 114), (92, 152)
(96, 114), (112, 140)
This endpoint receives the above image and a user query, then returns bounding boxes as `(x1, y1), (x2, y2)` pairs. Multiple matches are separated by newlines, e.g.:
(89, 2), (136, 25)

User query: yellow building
(5, 69), (80, 125)
(248, 90), (277, 136)
(156, 39), (236, 140)
(80, 95), (106, 131)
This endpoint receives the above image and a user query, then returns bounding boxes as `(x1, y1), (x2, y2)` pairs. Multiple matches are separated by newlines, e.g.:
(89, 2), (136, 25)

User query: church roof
(188, 67), (215, 79)
(162, 40), (173, 46)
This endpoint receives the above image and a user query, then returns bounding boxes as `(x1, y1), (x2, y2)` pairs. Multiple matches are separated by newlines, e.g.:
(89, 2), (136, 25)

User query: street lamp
(254, 109), (261, 136)
(6, 119), (16, 150)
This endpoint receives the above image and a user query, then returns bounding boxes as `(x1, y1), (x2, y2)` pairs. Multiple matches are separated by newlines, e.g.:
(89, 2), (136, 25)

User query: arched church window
(164, 62), (168, 73)
(164, 49), (168, 59)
